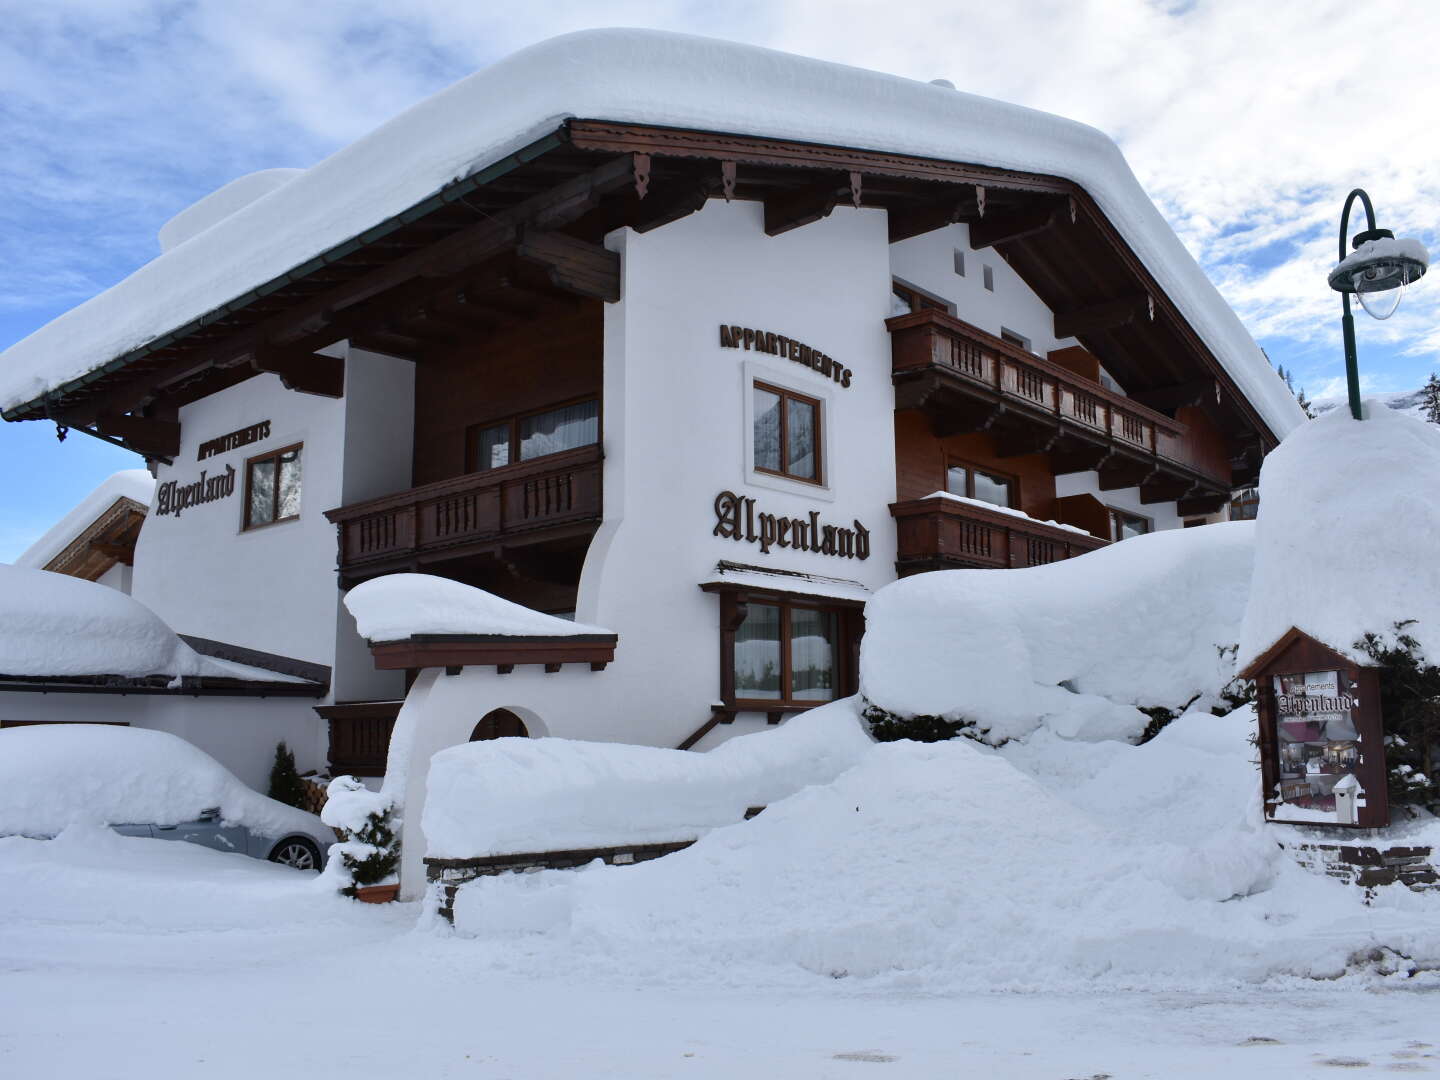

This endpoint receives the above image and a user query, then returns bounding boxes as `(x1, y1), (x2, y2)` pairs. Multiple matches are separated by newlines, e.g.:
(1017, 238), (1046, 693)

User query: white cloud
(2, 0), (1437, 395)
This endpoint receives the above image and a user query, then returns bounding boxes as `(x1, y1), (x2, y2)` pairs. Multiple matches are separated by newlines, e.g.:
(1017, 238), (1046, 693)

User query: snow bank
(861, 522), (1255, 742)
(0, 725), (324, 840)
(423, 698), (873, 858)
(1239, 403), (1440, 668)
(0, 30), (1302, 443)
(0, 563), (297, 680)
(343, 572), (611, 642)
(13, 469), (153, 570)
(450, 707), (1440, 990)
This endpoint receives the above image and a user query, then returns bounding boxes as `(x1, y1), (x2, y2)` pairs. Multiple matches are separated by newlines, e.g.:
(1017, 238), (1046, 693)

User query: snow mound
(860, 522), (1255, 742)
(0, 725), (324, 840)
(344, 572), (611, 642)
(424, 698), (873, 858)
(1239, 403), (1440, 668)
(0, 29), (1302, 443)
(451, 708), (1440, 990)
(13, 469), (154, 571)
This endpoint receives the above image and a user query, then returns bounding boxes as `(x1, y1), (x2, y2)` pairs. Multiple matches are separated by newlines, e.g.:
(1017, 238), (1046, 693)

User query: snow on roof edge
(0, 29), (1304, 441)
(13, 470), (155, 570)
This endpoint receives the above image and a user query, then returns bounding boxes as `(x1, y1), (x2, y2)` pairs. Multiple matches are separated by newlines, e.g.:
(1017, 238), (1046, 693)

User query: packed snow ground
(2, 815), (1438, 1078)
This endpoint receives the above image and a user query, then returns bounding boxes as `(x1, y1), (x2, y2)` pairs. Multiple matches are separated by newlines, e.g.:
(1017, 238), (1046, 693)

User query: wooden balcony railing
(888, 309), (1230, 488)
(324, 445), (602, 583)
(891, 495), (1108, 573)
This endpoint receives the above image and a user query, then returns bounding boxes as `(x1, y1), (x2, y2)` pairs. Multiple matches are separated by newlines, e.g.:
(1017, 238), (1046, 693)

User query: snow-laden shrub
(1355, 621), (1440, 815)
(320, 776), (399, 896)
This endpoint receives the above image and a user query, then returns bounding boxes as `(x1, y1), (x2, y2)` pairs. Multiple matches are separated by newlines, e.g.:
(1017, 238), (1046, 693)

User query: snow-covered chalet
(0, 32), (1304, 827)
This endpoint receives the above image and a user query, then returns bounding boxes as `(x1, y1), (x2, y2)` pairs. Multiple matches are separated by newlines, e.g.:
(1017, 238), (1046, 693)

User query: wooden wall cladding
(893, 410), (1058, 517)
(1173, 405), (1231, 486)
(411, 301), (603, 487)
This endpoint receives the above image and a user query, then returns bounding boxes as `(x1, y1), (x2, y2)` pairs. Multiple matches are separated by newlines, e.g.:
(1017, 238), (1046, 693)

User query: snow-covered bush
(1355, 621), (1440, 815)
(861, 522), (1255, 744)
(320, 776), (399, 896)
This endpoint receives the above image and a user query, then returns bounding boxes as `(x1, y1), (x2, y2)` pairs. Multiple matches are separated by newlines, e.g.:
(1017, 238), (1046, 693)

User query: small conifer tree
(1422, 372), (1440, 425)
(267, 741), (308, 810)
(1355, 621), (1440, 816)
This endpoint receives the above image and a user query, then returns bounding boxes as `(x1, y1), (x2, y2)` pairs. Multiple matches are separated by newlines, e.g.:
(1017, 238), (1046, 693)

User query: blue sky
(2, 0), (1437, 561)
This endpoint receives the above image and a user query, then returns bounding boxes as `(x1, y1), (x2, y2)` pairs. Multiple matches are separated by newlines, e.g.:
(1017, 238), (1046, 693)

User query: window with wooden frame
(243, 444), (303, 530)
(1109, 507), (1151, 541)
(890, 281), (949, 317)
(1230, 487), (1259, 521)
(467, 398), (600, 473)
(945, 460), (1016, 509)
(733, 600), (841, 705)
(753, 381), (821, 484)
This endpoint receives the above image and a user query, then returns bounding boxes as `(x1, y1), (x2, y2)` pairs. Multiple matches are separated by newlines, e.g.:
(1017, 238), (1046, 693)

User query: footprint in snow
(832, 1050), (897, 1063)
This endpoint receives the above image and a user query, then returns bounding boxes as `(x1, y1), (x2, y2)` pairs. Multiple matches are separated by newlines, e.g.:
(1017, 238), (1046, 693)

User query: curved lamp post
(1327, 189), (1429, 420)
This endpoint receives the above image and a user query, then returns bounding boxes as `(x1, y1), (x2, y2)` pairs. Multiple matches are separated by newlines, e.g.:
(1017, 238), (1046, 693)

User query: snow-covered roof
(0, 563), (305, 683)
(700, 562), (872, 604)
(0, 29), (1301, 440)
(343, 573), (612, 642)
(1238, 402), (1440, 669)
(12, 469), (154, 571)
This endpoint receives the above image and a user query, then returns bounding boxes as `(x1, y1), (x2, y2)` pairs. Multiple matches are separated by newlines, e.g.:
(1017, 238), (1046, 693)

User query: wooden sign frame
(1243, 628), (1389, 829)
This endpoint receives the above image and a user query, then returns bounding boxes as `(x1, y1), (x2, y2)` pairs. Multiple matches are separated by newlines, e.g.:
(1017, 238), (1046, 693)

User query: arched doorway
(469, 708), (529, 742)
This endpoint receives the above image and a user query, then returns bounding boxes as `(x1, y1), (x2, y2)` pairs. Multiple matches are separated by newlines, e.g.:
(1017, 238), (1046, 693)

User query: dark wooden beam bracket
(763, 171), (862, 236)
(515, 228), (621, 302)
(1053, 295), (1150, 340)
(251, 346), (345, 398)
(92, 414), (181, 458)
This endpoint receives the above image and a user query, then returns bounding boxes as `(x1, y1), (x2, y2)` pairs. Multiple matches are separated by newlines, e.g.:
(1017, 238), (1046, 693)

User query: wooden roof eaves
(568, 119), (1280, 449)
(3, 128), (571, 423)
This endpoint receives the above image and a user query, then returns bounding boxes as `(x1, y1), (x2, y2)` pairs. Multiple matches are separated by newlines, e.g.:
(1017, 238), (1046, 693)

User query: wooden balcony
(891, 495), (1108, 574)
(325, 445), (603, 586)
(888, 309), (1232, 507)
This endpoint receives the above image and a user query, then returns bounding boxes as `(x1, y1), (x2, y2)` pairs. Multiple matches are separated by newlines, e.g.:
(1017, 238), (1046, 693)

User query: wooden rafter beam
(1053, 295), (1151, 340)
(1128, 378), (1219, 414)
(251, 345), (345, 398)
(91, 414), (181, 458)
(58, 153), (640, 426)
(887, 199), (969, 244)
(763, 172), (862, 236)
(631, 175), (718, 234)
(515, 228), (621, 303)
(1098, 458), (1160, 492)
(1139, 477), (1196, 505)
(1178, 491), (1229, 517)
(967, 203), (1060, 250)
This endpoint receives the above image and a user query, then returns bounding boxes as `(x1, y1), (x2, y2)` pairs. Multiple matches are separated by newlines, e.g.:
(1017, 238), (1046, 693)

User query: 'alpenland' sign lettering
(714, 490), (870, 559)
(198, 420), (271, 461)
(156, 465), (236, 518)
(719, 325), (852, 388)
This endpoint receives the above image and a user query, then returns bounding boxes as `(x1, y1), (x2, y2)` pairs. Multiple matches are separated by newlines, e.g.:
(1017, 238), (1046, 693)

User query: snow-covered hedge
(0, 724), (323, 840)
(422, 699), (873, 858)
(860, 521), (1255, 743)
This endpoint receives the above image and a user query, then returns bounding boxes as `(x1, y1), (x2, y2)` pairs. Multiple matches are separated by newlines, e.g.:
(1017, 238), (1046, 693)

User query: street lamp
(1327, 189), (1429, 420)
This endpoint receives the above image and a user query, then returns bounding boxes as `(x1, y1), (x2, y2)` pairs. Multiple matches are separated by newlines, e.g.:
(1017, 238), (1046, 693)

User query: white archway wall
(385, 666), (603, 898)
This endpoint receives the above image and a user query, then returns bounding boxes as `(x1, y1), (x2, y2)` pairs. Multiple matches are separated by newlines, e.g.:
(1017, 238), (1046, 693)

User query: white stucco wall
(95, 562), (133, 593)
(0, 693), (323, 792)
(388, 200), (903, 895)
(889, 223), (1081, 358)
(130, 371), (347, 667)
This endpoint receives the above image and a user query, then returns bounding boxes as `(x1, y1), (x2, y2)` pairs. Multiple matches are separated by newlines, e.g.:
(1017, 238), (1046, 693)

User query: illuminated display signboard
(1244, 628), (1388, 829)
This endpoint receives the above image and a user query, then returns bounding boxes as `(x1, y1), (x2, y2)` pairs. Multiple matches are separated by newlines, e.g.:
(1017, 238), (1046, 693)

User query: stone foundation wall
(425, 840), (696, 922)
(1283, 841), (1437, 893)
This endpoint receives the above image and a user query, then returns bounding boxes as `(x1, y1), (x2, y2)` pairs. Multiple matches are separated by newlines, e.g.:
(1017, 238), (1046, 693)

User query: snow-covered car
(0, 724), (332, 870)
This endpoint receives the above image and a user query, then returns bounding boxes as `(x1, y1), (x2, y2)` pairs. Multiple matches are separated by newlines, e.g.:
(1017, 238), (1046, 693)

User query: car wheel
(268, 837), (321, 871)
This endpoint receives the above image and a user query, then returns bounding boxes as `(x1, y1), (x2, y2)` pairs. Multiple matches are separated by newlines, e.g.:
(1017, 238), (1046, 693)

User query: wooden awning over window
(367, 633), (617, 674)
